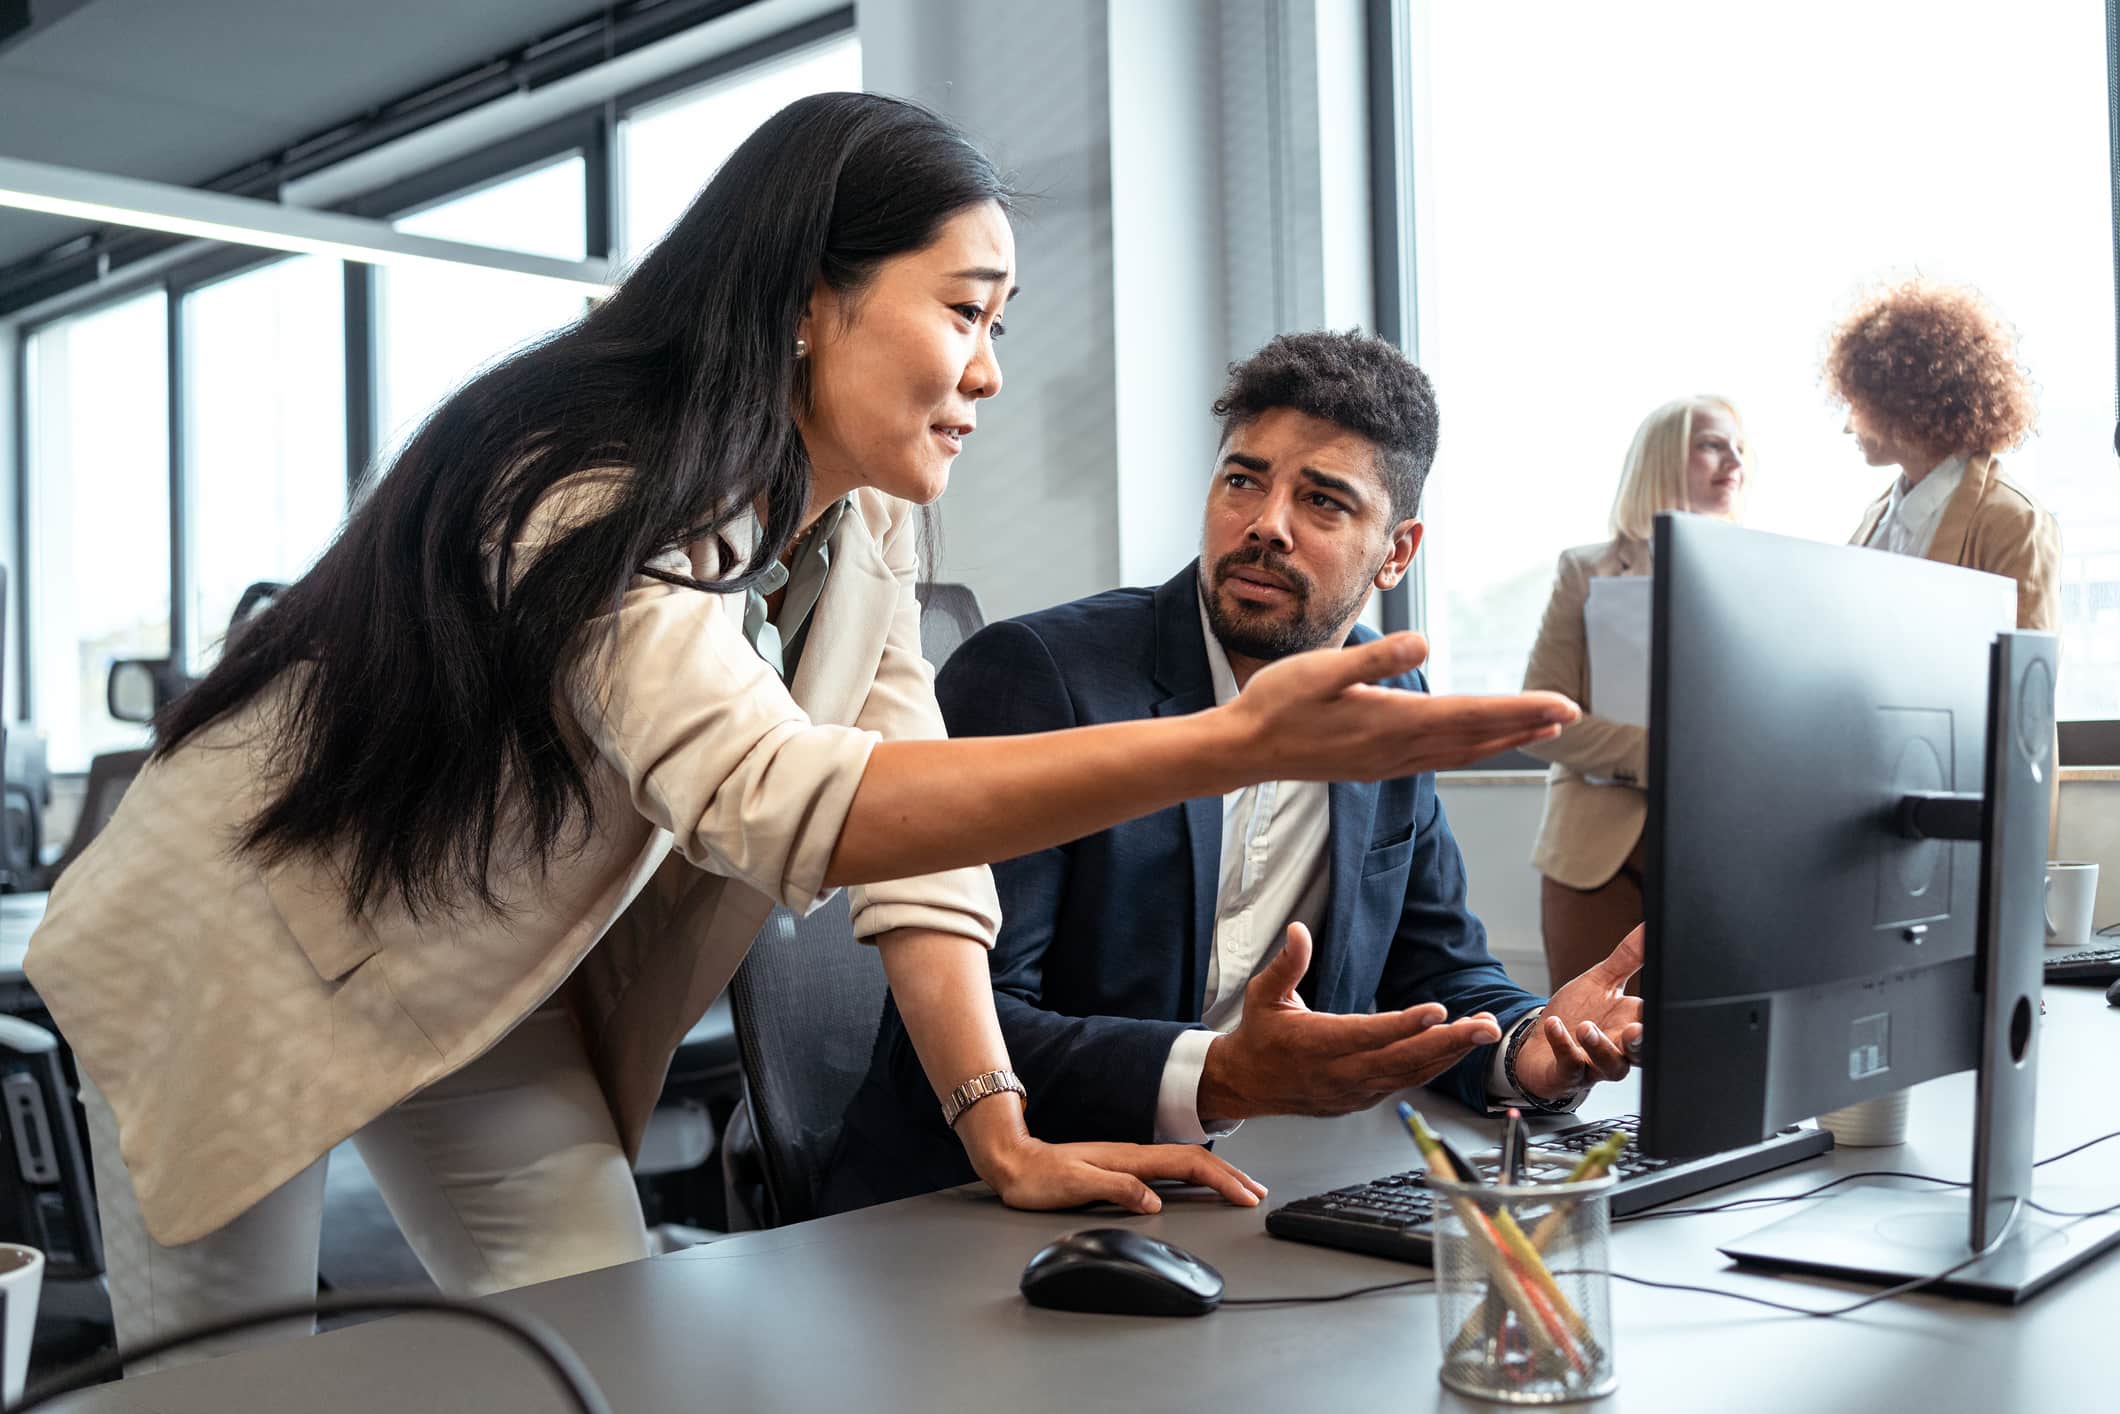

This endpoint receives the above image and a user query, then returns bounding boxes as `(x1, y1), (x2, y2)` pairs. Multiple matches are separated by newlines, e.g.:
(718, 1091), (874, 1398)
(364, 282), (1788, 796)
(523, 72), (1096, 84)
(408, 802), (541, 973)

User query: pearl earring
(794, 338), (809, 359)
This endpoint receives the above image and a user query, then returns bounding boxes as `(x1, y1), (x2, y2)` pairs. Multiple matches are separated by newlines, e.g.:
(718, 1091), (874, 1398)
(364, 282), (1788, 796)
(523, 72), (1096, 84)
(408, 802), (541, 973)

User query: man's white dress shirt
(1151, 595), (1557, 1142)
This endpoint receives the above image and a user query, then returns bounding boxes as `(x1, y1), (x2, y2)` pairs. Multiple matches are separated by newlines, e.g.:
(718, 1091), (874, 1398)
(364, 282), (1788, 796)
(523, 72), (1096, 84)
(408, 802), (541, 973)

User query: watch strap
(941, 1069), (1027, 1129)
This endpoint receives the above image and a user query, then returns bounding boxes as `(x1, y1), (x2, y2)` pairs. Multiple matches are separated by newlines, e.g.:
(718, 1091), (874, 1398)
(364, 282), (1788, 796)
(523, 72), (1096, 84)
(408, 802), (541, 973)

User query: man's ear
(1376, 519), (1423, 590)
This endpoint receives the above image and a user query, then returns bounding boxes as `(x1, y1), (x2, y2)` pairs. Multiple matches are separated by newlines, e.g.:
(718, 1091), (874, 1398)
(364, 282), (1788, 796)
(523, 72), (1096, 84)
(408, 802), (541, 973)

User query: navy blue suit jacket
(818, 564), (1544, 1214)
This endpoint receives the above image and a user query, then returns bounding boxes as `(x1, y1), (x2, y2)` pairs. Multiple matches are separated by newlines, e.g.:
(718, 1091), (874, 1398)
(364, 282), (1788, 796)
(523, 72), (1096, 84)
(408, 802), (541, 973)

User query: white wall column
(860, 0), (1374, 618)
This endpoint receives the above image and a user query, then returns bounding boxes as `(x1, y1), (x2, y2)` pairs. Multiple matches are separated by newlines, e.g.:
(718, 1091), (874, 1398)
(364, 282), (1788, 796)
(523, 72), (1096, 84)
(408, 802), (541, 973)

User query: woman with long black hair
(27, 93), (1574, 1369)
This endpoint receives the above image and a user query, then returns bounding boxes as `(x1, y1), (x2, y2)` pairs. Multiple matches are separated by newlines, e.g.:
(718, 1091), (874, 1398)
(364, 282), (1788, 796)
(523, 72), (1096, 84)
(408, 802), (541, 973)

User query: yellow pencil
(1397, 1105), (1587, 1374)
(1446, 1131), (1627, 1360)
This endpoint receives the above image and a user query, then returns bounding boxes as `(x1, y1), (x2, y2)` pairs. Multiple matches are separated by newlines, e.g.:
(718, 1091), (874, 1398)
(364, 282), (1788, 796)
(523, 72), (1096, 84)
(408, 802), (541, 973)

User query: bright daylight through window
(1404, 0), (2117, 721)
(25, 291), (170, 771)
(182, 254), (346, 671)
(375, 155), (591, 464)
(619, 32), (860, 260)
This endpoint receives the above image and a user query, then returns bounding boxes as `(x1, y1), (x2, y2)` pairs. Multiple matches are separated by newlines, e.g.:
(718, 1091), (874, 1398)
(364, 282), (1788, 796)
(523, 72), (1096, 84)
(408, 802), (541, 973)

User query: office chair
(18, 749), (152, 893)
(913, 582), (984, 669)
(1, 732), (52, 892)
(722, 583), (986, 1227)
(0, 1017), (102, 1281)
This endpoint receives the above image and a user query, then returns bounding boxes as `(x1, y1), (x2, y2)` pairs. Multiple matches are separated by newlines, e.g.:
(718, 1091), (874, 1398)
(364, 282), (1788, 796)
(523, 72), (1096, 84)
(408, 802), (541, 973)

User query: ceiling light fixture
(0, 155), (616, 296)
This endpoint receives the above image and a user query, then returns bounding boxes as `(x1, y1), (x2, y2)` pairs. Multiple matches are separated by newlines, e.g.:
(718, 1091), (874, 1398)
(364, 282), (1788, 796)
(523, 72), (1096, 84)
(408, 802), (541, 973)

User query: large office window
(1402, 1), (2117, 720)
(181, 255), (347, 669)
(374, 155), (590, 462)
(619, 33), (860, 261)
(24, 292), (170, 771)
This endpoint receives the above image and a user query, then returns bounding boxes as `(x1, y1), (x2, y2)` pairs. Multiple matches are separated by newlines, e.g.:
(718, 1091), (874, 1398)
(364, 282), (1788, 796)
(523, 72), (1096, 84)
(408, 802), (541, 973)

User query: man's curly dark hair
(1823, 278), (2037, 456)
(1212, 329), (1439, 522)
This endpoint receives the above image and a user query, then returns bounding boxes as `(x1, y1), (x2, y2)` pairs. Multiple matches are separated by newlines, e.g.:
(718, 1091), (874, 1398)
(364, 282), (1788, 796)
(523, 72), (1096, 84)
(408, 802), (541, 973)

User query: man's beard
(1200, 546), (1372, 662)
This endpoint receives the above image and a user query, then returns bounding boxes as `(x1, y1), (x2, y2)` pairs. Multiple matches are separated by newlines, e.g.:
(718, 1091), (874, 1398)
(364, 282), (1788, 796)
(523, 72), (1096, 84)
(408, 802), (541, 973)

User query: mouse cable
(5, 1291), (611, 1414)
(1222, 1276), (1436, 1307)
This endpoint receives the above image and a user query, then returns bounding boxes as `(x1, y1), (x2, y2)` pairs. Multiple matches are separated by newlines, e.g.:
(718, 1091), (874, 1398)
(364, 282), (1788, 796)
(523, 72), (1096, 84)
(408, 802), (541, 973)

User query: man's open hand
(1512, 924), (1646, 1100)
(1195, 923), (1502, 1123)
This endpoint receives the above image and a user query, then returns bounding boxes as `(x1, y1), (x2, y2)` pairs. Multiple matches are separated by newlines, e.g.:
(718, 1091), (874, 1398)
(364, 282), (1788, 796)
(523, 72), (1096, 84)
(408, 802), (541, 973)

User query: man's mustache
(1215, 547), (1312, 601)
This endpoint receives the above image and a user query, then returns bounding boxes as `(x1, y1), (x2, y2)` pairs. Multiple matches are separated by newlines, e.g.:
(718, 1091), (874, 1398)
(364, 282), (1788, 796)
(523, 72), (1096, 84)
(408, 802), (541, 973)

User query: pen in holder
(1427, 1166), (1618, 1405)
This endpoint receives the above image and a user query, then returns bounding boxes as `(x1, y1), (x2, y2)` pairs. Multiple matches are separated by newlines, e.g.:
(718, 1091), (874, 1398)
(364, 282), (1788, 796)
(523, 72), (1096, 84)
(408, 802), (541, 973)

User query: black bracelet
(1502, 1009), (1581, 1115)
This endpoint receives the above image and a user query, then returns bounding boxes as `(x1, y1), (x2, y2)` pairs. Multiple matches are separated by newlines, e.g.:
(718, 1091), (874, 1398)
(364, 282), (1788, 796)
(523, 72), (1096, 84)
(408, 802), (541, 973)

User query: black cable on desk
(1612, 1169), (1962, 1223)
(1222, 1276), (1435, 1307)
(1238, 1128), (2120, 1314)
(2030, 1126), (2120, 1169)
(1613, 1127), (2120, 1225)
(5, 1292), (611, 1414)
(1554, 1255), (1996, 1320)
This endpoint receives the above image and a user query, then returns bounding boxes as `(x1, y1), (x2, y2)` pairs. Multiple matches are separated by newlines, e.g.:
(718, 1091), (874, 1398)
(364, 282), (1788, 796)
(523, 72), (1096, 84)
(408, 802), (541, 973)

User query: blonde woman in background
(1521, 397), (1749, 987)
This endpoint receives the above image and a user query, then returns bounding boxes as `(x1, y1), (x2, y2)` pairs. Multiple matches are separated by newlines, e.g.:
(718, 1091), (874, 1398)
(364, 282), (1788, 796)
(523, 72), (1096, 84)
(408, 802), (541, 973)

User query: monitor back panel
(1641, 516), (2016, 1156)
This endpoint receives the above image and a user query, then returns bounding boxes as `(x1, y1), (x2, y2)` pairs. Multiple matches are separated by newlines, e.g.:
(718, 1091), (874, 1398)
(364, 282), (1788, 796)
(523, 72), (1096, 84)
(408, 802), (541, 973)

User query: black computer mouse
(2106, 976), (2120, 1007)
(1020, 1227), (1225, 1317)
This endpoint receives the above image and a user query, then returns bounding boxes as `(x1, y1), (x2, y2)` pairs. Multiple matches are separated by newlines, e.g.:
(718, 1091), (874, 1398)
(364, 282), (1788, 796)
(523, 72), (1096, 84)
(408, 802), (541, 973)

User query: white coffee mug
(1817, 1090), (1912, 1147)
(2044, 861), (2100, 950)
(0, 1243), (43, 1403)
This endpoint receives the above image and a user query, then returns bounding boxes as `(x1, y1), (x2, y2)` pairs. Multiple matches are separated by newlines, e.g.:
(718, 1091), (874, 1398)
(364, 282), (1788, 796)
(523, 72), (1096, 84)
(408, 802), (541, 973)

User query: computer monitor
(1639, 513), (2118, 1302)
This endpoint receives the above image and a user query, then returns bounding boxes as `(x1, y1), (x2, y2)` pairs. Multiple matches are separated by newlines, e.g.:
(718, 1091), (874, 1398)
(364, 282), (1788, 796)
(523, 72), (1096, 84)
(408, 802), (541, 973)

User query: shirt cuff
(1486, 1010), (1588, 1114)
(1154, 1029), (1242, 1144)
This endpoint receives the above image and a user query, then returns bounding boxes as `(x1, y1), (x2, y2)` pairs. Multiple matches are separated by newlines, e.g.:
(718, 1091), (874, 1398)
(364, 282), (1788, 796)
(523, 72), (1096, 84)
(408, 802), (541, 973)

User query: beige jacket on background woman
(26, 482), (999, 1246)
(1849, 452), (2060, 631)
(1522, 537), (1652, 891)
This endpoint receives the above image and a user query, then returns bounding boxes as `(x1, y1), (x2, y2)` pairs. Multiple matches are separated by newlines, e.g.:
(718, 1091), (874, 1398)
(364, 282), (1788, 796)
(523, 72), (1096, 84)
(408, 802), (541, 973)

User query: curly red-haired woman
(1824, 277), (2059, 628)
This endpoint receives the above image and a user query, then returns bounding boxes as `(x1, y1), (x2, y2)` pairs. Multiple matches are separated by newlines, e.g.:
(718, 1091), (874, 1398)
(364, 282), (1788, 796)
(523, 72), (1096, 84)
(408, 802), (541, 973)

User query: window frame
(6, 6), (855, 744)
(346, 117), (602, 481)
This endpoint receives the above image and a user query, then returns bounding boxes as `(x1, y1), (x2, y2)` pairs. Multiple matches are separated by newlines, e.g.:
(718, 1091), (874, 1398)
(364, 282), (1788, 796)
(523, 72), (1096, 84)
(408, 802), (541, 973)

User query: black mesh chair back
(44, 748), (152, 885)
(914, 582), (984, 670)
(725, 583), (985, 1225)
(725, 895), (873, 1226)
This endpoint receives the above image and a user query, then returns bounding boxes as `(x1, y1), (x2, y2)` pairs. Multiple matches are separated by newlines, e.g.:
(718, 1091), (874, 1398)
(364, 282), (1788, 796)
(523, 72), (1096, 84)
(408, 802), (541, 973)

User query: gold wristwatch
(941, 1069), (1027, 1129)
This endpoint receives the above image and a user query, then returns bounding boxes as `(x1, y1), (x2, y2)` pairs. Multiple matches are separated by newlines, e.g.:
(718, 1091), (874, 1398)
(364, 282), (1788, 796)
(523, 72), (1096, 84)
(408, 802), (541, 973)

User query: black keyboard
(2044, 946), (2120, 986)
(1265, 1113), (1832, 1266)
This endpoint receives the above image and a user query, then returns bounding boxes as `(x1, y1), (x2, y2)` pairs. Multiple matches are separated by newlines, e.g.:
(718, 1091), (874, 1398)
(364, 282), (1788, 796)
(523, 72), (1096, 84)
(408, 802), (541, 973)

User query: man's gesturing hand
(1512, 924), (1646, 1101)
(1194, 923), (1503, 1124)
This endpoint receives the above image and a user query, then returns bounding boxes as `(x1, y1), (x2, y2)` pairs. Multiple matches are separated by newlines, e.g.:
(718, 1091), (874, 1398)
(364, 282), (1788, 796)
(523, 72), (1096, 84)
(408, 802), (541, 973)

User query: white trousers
(81, 1004), (652, 1374)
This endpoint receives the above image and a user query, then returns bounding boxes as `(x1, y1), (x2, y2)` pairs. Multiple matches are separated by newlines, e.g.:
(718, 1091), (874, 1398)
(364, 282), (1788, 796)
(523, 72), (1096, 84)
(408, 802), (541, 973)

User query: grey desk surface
(59, 986), (2120, 1414)
(1, 891), (45, 980)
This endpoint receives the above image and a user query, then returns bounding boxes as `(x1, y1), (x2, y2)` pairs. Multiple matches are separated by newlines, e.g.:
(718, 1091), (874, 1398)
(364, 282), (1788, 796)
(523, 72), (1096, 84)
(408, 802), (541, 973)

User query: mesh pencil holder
(1427, 1168), (1618, 1405)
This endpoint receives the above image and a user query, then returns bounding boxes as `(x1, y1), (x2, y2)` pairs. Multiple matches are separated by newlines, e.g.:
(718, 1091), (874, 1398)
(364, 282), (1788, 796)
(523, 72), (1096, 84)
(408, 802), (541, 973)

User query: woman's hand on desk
(1514, 924), (1646, 1099)
(951, 1095), (1269, 1215)
(1226, 633), (1579, 781)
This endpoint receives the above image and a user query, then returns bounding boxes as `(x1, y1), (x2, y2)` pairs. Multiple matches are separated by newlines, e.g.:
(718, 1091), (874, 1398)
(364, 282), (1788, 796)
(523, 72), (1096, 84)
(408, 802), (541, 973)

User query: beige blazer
(25, 483), (999, 1245)
(1521, 538), (1652, 891)
(1849, 453), (2060, 631)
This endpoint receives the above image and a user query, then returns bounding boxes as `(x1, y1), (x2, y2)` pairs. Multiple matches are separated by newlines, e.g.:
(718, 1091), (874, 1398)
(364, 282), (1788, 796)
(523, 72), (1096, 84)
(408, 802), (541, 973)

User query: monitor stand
(1718, 632), (2120, 1303)
(1718, 1186), (2120, 1305)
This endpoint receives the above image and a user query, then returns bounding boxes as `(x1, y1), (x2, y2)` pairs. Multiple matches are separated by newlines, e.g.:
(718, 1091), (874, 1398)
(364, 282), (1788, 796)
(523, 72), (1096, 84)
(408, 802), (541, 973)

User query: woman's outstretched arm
(828, 631), (1575, 887)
